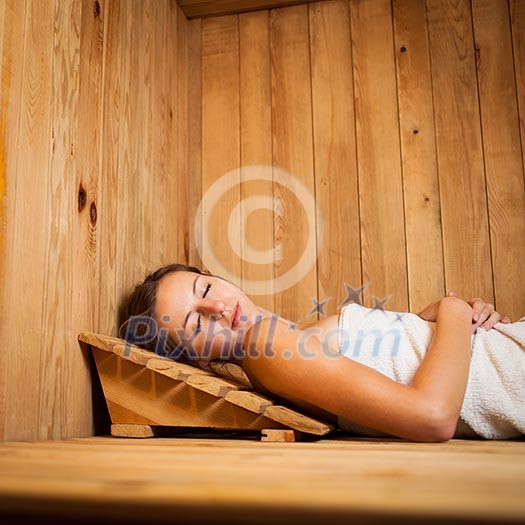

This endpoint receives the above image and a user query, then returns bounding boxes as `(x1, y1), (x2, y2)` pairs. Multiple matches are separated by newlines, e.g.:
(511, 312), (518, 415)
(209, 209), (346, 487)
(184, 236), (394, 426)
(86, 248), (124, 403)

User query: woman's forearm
(411, 296), (474, 427)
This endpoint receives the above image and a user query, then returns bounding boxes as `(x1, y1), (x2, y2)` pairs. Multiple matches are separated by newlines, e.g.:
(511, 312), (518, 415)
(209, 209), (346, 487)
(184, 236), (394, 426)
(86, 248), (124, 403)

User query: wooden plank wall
(0, 0), (196, 442)
(197, 0), (525, 325)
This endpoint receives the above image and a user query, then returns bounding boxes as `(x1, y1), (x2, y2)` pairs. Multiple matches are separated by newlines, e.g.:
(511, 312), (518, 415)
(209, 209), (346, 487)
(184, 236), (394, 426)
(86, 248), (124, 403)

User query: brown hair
(119, 263), (210, 362)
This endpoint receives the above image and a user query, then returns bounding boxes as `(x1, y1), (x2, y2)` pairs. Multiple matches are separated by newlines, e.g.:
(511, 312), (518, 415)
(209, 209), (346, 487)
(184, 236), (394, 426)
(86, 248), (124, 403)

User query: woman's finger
(470, 299), (486, 323)
(472, 302), (495, 329)
(480, 311), (502, 331)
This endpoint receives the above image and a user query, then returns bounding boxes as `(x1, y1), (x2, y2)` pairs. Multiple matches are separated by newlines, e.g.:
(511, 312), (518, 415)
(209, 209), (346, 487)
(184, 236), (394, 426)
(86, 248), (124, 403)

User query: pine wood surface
(198, 0), (525, 324)
(178, 0), (329, 19)
(0, 436), (524, 524)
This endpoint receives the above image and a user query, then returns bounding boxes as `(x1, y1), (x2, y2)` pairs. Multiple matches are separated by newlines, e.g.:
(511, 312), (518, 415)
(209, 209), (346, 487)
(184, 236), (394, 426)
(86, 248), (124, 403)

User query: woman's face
(155, 271), (267, 367)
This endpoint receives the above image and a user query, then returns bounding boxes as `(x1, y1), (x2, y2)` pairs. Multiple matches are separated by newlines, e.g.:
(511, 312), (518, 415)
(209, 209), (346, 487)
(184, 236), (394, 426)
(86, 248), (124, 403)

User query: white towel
(336, 303), (525, 439)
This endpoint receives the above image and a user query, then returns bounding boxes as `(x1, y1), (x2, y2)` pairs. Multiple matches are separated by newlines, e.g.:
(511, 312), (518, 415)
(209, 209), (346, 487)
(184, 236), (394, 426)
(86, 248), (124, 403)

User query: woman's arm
(242, 296), (473, 442)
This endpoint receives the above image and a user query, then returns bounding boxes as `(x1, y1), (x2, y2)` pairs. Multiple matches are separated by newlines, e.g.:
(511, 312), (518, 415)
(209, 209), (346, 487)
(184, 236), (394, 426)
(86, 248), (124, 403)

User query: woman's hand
(418, 292), (511, 333)
(446, 292), (511, 333)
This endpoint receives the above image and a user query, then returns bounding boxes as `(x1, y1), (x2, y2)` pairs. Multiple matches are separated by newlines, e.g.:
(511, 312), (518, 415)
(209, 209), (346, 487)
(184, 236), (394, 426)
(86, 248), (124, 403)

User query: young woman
(121, 263), (524, 442)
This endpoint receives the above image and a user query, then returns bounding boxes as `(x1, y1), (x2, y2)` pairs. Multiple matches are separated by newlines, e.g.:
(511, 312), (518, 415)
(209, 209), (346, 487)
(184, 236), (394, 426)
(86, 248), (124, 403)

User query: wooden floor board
(0, 436), (523, 524)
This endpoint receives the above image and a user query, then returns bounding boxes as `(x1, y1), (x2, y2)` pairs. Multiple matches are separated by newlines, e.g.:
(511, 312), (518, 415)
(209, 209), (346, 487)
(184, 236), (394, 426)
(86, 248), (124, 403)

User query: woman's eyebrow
(183, 275), (200, 332)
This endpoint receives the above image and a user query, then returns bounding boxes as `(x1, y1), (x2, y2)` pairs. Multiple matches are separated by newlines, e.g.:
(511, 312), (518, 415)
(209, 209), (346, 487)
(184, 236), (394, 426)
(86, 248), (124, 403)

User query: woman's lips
(231, 303), (241, 329)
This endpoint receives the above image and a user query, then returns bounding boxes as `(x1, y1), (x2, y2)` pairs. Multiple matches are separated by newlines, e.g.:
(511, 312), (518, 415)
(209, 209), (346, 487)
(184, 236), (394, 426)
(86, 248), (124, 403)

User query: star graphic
(285, 321), (299, 332)
(338, 282), (371, 309)
(388, 312), (406, 325)
(307, 296), (331, 317)
(365, 294), (392, 316)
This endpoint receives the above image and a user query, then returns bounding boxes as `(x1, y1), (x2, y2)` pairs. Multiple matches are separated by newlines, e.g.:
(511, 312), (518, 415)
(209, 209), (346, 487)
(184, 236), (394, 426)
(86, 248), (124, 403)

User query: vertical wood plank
(392, 0), (445, 313)
(201, 15), (241, 284)
(98, 0), (122, 336)
(115, 1), (135, 322)
(349, 0), (408, 311)
(67, 0), (106, 437)
(165, 0), (179, 266)
(0, 0), (27, 441)
(239, 10), (275, 312)
(270, 4), (318, 323)
(510, 0), (525, 195)
(426, 0), (493, 302)
(177, 0), (190, 265)
(38, 0), (82, 439)
(187, 16), (202, 268)
(309, 0), (361, 316)
(472, 0), (525, 321)
(140, 0), (154, 272)
(3, 0), (55, 440)
(151, 0), (169, 269)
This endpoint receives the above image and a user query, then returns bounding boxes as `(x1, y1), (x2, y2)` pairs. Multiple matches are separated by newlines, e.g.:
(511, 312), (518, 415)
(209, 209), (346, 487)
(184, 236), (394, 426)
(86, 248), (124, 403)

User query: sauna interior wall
(196, 0), (525, 325)
(0, 0), (198, 442)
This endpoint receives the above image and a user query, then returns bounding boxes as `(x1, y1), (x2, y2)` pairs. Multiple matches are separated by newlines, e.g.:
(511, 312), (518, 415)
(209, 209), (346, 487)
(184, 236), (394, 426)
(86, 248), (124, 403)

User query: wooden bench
(79, 332), (336, 442)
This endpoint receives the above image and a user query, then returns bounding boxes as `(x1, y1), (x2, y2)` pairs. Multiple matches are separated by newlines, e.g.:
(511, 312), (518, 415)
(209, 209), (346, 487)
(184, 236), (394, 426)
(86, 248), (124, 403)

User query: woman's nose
(199, 298), (225, 316)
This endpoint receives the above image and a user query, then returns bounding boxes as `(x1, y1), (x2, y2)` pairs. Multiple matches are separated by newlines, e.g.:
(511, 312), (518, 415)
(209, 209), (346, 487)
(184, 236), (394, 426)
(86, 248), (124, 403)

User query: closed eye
(195, 282), (212, 335)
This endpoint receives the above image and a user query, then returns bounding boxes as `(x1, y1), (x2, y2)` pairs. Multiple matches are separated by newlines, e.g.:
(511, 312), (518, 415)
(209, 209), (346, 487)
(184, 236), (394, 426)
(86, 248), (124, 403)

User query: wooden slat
(206, 360), (253, 387)
(68, 0), (107, 438)
(3, 0), (55, 441)
(148, 0), (169, 270)
(263, 405), (334, 435)
(137, 1), (152, 269)
(186, 373), (248, 396)
(187, 16), (202, 267)
(0, 0), (27, 441)
(270, 4), (318, 323)
(113, 345), (168, 366)
(309, 0), (361, 316)
(78, 331), (132, 353)
(426, 0), (493, 302)
(224, 389), (274, 414)
(146, 357), (214, 379)
(261, 428), (302, 441)
(201, 14), (241, 283)
(176, 0), (190, 265)
(510, 1), (525, 198)
(349, 0), (408, 311)
(392, 0), (445, 314)
(114, 0), (134, 334)
(472, 0), (525, 322)
(97, 0), (122, 337)
(239, 9), (275, 311)
(39, 0), (83, 440)
(178, 0), (330, 19)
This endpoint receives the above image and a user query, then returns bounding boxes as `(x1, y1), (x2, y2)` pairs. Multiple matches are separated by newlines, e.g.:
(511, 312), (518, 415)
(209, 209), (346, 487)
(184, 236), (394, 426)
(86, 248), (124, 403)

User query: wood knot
(94, 0), (101, 18)
(78, 183), (87, 212)
(400, 46), (407, 53)
(90, 201), (97, 224)
(413, 129), (419, 135)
